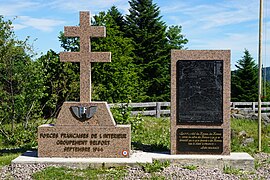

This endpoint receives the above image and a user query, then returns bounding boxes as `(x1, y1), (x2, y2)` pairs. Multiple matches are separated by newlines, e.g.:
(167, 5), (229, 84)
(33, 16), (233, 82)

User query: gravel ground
(1, 153), (270, 180)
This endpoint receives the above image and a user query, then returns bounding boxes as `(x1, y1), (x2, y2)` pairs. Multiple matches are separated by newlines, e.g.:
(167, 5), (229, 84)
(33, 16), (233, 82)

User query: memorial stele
(170, 50), (231, 155)
(38, 11), (131, 158)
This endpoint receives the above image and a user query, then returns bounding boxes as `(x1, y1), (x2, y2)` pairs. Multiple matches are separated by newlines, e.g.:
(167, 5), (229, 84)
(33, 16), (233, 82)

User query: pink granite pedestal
(170, 50), (231, 155)
(38, 102), (131, 158)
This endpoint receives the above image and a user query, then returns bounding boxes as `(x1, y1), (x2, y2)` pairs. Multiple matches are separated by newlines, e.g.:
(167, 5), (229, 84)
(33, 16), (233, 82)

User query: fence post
(156, 102), (161, 118)
(252, 102), (256, 113)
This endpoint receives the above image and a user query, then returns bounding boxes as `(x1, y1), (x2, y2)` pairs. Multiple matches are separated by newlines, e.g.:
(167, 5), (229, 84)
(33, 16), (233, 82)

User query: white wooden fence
(109, 102), (170, 118)
(231, 102), (270, 114)
(109, 102), (270, 118)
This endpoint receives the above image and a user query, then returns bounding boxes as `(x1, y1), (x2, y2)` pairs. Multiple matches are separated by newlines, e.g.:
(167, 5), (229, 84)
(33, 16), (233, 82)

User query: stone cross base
(56, 102), (116, 126)
(38, 102), (131, 158)
(38, 124), (131, 158)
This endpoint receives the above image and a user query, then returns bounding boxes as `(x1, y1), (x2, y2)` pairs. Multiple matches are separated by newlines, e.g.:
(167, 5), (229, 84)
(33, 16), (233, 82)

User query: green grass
(32, 166), (127, 180)
(0, 134), (20, 168)
(1, 116), (269, 155)
(0, 153), (20, 168)
(231, 118), (270, 154)
(139, 160), (170, 173)
(182, 165), (198, 170)
(131, 116), (170, 151)
(223, 165), (255, 177)
(223, 165), (244, 175)
(32, 161), (170, 180)
(130, 117), (270, 154)
(1, 117), (270, 179)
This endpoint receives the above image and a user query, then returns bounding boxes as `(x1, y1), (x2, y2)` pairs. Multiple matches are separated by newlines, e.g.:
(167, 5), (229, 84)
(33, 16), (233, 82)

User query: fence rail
(231, 102), (270, 114)
(109, 102), (270, 118)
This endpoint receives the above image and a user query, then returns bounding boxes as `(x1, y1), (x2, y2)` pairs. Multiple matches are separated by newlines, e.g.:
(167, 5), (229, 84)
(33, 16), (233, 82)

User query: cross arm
(64, 26), (80, 37)
(90, 26), (106, 37)
(60, 52), (81, 62)
(60, 52), (111, 63)
(87, 52), (111, 62)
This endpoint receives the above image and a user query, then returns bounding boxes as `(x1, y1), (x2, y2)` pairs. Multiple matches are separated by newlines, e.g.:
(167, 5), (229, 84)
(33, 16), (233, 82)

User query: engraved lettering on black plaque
(176, 128), (223, 154)
(176, 60), (223, 125)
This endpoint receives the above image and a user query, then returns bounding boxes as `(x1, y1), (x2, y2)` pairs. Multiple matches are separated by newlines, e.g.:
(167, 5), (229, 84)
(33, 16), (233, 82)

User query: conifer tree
(125, 0), (169, 101)
(108, 6), (125, 31)
(166, 25), (188, 49)
(231, 49), (258, 101)
(58, 8), (143, 103)
(91, 10), (143, 102)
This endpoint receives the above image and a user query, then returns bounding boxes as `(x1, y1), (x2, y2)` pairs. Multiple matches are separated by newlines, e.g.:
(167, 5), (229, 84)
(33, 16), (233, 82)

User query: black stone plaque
(176, 128), (223, 154)
(176, 60), (223, 125)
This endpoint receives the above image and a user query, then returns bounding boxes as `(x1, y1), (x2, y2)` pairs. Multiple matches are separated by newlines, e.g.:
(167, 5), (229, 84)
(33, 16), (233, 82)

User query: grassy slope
(32, 166), (127, 180)
(131, 116), (170, 151)
(1, 117), (269, 178)
(0, 153), (20, 168)
(231, 118), (270, 154)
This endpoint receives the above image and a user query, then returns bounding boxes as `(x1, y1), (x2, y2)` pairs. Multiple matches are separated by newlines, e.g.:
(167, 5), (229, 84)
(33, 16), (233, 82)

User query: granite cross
(60, 11), (111, 102)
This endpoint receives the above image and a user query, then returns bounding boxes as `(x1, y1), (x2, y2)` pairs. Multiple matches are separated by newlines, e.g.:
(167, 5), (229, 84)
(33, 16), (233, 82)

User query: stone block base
(38, 124), (131, 158)
(13, 151), (254, 171)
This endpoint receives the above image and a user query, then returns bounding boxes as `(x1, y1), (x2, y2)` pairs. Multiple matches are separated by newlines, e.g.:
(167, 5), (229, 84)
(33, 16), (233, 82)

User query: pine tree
(125, 0), (169, 101)
(91, 10), (143, 102)
(166, 25), (188, 49)
(58, 9), (143, 103)
(58, 3), (188, 102)
(231, 49), (258, 101)
(108, 6), (125, 31)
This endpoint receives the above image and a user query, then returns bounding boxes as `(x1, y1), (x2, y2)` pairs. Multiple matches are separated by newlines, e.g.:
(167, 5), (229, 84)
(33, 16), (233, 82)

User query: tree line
(41, 1), (188, 117)
(0, 0), (269, 143)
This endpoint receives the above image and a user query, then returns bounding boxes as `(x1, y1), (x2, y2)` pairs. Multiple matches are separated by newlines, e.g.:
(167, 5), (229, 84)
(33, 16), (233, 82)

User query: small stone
(233, 114), (245, 119)
(242, 137), (254, 146)
(249, 114), (258, 120)
(262, 114), (270, 124)
(238, 130), (247, 137)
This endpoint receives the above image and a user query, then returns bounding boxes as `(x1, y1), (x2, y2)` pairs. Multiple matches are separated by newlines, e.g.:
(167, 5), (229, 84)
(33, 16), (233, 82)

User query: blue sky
(1, 0), (269, 69)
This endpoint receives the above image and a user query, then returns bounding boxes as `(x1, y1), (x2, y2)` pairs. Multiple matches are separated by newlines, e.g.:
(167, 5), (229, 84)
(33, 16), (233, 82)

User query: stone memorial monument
(38, 11), (131, 158)
(170, 50), (230, 155)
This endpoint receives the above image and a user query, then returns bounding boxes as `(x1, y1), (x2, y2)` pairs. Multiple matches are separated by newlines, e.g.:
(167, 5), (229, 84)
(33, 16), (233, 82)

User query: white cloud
(47, 0), (129, 14)
(161, 0), (259, 29)
(188, 31), (270, 69)
(12, 23), (27, 30)
(0, 0), (41, 16)
(0, 0), (130, 16)
(202, 33), (257, 51)
(159, 0), (270, 67)
(16, 16), (66, 32)
(1, 0), (269, 67)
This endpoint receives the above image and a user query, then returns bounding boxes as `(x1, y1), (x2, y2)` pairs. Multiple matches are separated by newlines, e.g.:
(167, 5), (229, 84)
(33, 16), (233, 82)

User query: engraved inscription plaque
(177, 60), (223, 124)
(176, 128), (223, 154)
(171, 50), (230, 155)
